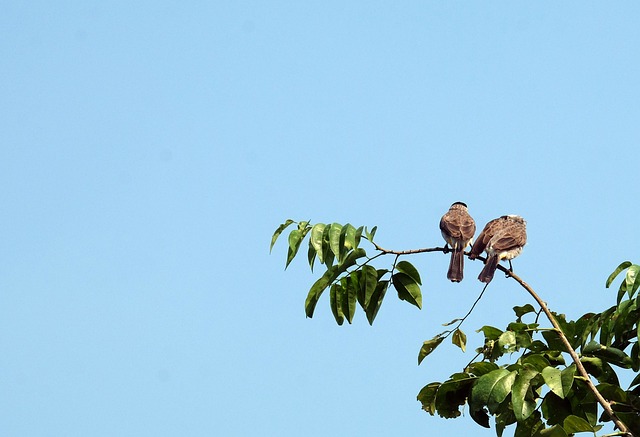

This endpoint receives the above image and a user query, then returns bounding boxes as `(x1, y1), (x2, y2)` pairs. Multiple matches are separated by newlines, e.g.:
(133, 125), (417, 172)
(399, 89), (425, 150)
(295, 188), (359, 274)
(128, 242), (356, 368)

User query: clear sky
(2, 2), (640, 436)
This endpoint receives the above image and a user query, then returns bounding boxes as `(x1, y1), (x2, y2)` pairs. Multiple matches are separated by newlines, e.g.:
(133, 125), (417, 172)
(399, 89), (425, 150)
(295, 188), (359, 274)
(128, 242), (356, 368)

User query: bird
(470, 215), (527, 284)
(440, 202), (476, 282)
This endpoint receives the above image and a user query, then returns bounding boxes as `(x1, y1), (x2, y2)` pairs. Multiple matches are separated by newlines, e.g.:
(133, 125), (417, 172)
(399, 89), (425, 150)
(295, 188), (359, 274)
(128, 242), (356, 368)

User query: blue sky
(2, 2), (640, 436)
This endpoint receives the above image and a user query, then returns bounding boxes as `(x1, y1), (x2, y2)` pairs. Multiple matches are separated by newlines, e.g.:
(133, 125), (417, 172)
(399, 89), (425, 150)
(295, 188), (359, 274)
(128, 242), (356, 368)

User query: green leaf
(580, 356), (619, 385)
(365, 280), (388, 325)
(392, 272), (422, 309)
(478, 325), (503, 341)
(341, 277), (357, 324)
(396, 260), (422, 285)
(606, 261), (632, 288)
(514, 411), (544, 437)
(340, 223), (358, 253)
(542, 367), (566, 399)
(321, 224), (334, 268)
(417, 382), (440, 415)
(307, 244), (316, 271)
(538, 425), (569, 437)
(513, 304), (536, 319)
(626, 264), (640, 298)
(465, 362), (499, 377)
(452, 328), (467, 353)
(418, 336), (445, 365)
(365, 225), (377, 241)
(563, 415), (597, 433)
(512, 367), (539, 422)
(329, 223), (342, 260)
(270, 219), (294, 252)
(560, 365), (576, 396)
(310, 223), (326, 263)
(361, 265), (378, 308)
(468, 368), (511, 414)
(285, 229), (303, 269)
(304, 267), (338, 318)
(329, 283), (344, 325)
(434, 376), (475, 419)
(583, 341), (633, 369)
(498, 330), (517, 353)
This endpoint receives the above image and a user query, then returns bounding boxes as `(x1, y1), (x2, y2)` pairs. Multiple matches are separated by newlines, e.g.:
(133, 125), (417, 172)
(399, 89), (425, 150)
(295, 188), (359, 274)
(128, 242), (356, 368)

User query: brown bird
(471, 215), (527, 283)
(440, 202), (476, 282)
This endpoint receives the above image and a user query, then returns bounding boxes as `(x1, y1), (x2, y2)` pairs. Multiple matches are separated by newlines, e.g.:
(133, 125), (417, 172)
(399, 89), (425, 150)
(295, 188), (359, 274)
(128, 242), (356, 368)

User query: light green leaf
(626, 264), (640, 298)
(270, 219), (294, 252)
(418, 336), (445, 365)
(560, 365), (575, 396)
(452, 328), (467, 353)
(329, 283), (344, 325)
(392, 272), (422, 309)
(285, 229), (303, 269)
(606, 261), (632, 288)
(396, 260), (422, 285)
(310, 223), (326, 263)
(512, 367), (539, 422)
(487, 371), (517, 414)
(365, 225), (377, 241)
(542, 367), (565, 398)
(563, 415), (597, 433)
(538, 425), (569, 437)
(329, 223), (342, 260)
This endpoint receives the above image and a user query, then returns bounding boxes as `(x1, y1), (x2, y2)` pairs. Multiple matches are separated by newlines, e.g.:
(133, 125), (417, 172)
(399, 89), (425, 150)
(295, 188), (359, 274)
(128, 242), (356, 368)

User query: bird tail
(478, 254), (499, 283)
(447, 248), (464, 282)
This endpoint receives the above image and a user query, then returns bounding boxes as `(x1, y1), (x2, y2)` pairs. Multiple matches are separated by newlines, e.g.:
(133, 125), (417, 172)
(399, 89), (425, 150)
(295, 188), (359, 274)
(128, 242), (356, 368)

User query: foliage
(272, 220), (640, 436)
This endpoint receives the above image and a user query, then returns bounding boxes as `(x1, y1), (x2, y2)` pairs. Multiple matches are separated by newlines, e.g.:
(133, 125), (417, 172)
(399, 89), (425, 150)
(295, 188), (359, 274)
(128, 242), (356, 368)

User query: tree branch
(371, 242), (633, 436)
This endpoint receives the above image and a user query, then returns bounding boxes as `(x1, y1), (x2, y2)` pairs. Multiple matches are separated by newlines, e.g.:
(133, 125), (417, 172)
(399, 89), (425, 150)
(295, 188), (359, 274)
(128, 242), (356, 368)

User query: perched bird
(440, 202), (476, 282)
(470, 215), (527, 284)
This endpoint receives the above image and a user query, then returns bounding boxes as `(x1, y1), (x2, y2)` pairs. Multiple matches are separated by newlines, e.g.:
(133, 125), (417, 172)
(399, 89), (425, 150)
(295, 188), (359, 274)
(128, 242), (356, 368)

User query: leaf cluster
(272, 219), (640, 436)
(271, 220), (422, 325)
(417, 262), (640, 436)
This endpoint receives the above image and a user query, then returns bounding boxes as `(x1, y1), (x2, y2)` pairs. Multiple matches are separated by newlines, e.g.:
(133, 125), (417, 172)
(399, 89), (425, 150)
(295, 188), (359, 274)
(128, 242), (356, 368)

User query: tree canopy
(272, 219), (640, 437)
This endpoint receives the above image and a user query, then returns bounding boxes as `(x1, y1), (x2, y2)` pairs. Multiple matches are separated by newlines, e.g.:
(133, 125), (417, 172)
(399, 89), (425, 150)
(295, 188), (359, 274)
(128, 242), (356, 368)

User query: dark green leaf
(512, 367), (539, 422)
(341, 277), (357, 324)
(307, 244), (316, 272)
(514, 411), (543, 437)
(583, 341), (633, 369)
(361, 265), (378, 308)
(417, 382), (440, 415)
(521, 354), (551, 372)
(465, 362), (499, 377)
(541, 392), (572, 426)
(329, 283), (344, 325)
(496, 409), (517, 437)
(365, 280), (388, 325)
(514, 304), (536, 319)
(435, 376), (475, 419)
(580, 356), (620, 385)
(418, 336), (445, 365)
(560, 365), (576, 396)
(478, 326), (503, 341)
(469, 368), (510, 414)
(304, 267), (338, 318)
(270, 219), (295, 252)
(392, 272), (422, 309)
(452, 328), (467, 353)
(606, 261), (632, 288)
(396, 260), (422, 285)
